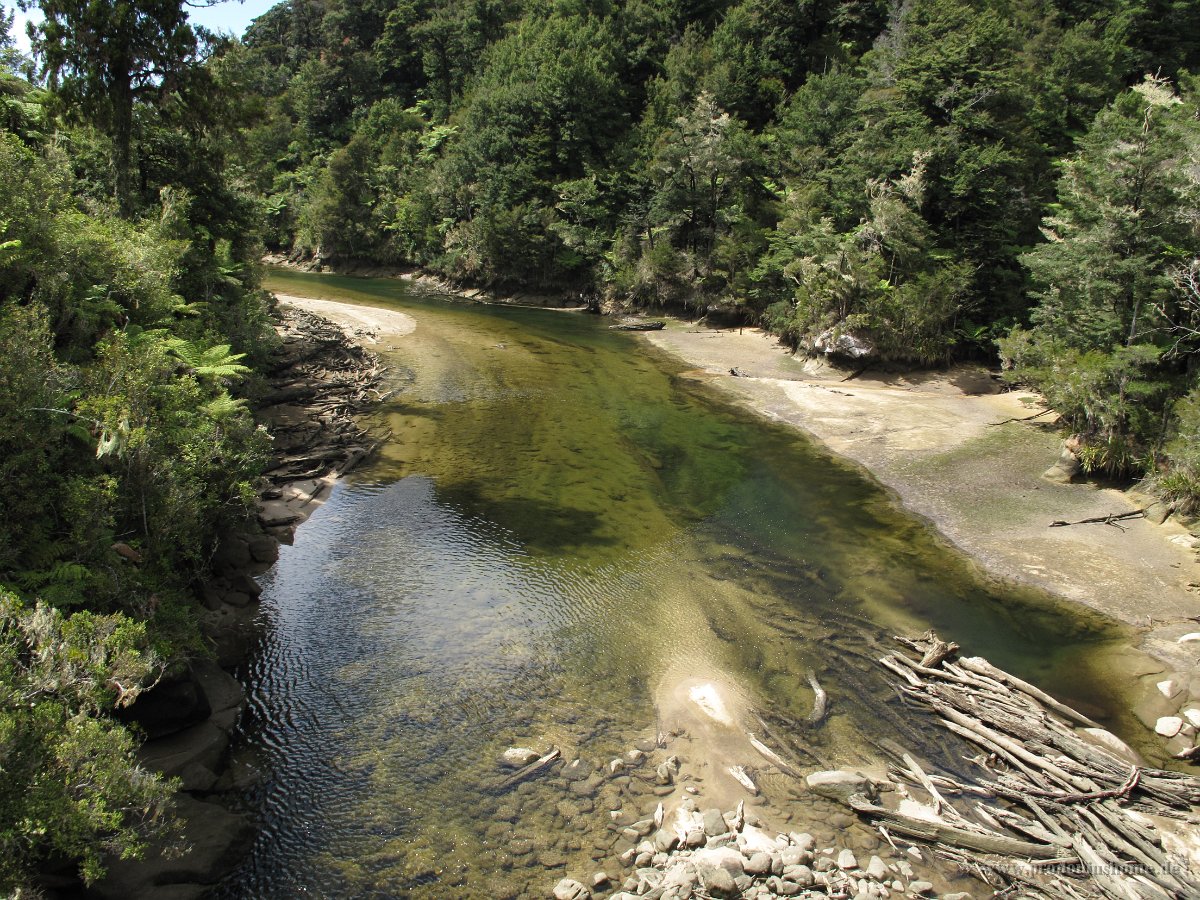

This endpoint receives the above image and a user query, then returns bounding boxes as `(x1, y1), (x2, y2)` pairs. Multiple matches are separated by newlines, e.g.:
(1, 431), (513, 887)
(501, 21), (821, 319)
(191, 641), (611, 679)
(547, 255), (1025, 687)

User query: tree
(25, 0), (199, 215)
(1000, 75), (1200, 475)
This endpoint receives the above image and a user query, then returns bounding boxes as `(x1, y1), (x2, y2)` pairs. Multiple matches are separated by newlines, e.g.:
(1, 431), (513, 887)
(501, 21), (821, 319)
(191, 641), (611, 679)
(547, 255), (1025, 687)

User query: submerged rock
(501, 747), (541, 768)
(806, 769), (875, 801)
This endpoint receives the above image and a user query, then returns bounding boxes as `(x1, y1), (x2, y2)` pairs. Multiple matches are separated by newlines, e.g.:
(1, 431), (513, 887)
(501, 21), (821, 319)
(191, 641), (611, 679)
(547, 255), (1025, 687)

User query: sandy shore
(645, 321), (1200, 673)
(275, 293), (417, 343)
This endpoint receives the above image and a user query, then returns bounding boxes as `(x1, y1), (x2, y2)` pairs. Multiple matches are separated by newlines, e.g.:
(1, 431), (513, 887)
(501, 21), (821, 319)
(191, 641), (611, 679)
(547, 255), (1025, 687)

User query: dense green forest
(0, 2), (270, 889)
(221, 0), (1200, 492)
(1, 0), (1200, 891)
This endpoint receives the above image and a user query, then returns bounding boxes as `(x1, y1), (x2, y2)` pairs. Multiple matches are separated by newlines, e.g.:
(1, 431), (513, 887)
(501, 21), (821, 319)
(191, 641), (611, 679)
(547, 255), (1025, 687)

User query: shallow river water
(221, 270), (1146, 898)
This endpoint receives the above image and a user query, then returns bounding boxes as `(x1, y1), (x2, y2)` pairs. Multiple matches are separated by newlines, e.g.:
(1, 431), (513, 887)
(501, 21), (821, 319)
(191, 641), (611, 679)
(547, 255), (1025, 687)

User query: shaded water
(223, 270), (1139, 898)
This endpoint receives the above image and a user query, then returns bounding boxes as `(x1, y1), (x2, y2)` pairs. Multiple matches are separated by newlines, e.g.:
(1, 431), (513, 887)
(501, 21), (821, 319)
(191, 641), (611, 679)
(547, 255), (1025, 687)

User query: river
(219, 270), (1145, 898)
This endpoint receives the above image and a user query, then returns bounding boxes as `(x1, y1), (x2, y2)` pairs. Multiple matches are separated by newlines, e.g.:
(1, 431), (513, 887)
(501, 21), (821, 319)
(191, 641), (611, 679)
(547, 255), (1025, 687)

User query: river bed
(219, 270), (1152, 898)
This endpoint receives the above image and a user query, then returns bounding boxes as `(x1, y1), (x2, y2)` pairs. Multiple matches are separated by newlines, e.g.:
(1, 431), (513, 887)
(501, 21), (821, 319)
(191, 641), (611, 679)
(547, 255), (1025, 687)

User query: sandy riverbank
(645, 321), (1200, 677)
(275, 292), (416, 342)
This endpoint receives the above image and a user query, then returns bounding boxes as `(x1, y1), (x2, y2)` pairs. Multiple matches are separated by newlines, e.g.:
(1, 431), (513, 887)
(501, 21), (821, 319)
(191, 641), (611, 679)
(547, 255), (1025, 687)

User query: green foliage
(0, 32), (273, 886)
(1000, 75), (1200, 480)
(0, 591), (178, 890)
(1156, 387), (1200, 514)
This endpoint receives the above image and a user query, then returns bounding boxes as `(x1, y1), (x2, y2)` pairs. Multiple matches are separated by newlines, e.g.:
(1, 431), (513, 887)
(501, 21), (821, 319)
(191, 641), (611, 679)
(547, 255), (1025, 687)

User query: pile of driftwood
(845, 633), (1200, 899)
(260, 306), (390, 488)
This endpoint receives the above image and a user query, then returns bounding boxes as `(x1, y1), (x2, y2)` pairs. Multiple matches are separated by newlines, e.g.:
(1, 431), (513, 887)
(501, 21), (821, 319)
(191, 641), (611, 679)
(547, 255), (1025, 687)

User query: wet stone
(744, 852), (772, 876)
(702, 808), (726, 836)
(910, 880), (934, 895)
(784, 865), (814, 886)
(553, 877), (591, 900)
(562, 759), (594, 782)
(501, 747), (540, 768)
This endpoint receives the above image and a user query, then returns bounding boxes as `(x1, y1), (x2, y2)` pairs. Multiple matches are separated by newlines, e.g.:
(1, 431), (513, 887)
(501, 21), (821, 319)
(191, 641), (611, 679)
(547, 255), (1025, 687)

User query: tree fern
(164, 339), (250, 380)
(202, 391), (248, 420)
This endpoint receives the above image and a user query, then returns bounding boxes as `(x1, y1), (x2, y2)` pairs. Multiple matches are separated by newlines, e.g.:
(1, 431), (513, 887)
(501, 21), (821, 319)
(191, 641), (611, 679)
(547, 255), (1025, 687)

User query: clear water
(219, 270), (1142, 899)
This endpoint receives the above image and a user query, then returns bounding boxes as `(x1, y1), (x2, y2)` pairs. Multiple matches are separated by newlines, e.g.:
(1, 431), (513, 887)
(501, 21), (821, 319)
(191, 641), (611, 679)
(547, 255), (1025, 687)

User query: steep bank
(645, 320), (1200, 755)
(86, 302), (405, 900)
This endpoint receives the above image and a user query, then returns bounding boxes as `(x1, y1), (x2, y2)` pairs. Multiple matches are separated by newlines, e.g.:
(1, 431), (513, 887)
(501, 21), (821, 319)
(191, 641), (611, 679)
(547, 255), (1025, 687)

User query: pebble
(547, 797), (948, 900)
(703, 808), (727, 836)
(1156, 716), (1184, 737)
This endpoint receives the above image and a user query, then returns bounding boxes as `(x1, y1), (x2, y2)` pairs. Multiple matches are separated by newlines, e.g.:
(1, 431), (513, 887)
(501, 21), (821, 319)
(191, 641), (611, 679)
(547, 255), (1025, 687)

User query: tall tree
(24, 0), (199, 216)
(1000, 75), (1200, 474)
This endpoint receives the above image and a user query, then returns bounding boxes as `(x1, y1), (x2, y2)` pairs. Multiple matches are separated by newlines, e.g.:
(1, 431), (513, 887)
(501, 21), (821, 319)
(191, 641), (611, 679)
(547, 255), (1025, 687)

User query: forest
(224, 0), (1200, 494)
(0, 0), (1199, 891)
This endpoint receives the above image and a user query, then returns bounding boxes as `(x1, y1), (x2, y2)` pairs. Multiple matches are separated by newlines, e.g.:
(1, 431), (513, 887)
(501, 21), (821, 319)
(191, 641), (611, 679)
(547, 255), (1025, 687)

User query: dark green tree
(25, 0), (199, 215)
(1001, 75), (1200, 474)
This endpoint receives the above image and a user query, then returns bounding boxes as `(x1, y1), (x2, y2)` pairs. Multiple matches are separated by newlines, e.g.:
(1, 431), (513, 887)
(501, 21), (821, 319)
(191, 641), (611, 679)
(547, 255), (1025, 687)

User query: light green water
(221, 270), (1146, 899)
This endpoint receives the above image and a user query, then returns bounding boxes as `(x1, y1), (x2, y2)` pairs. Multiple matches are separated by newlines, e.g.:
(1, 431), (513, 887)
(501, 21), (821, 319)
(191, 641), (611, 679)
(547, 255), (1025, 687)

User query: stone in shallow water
(502, 747), (541, 768)
(552, 877), (591, 900)
(1156, 716), (1184, 737)
(866, 855), (888, 880)
(562, 758), (594, 781)
(909, 880), (934, 895)
(837, 849), (859, 870)
(806, 769), (874, 801)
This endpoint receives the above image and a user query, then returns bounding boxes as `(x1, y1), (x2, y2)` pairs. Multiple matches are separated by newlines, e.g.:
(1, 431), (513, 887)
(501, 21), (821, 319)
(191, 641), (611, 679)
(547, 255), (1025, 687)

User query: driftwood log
(840, 632), (1200, 899)
(1049, 507), (1152, 530)
(608, 321), (666, 331)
